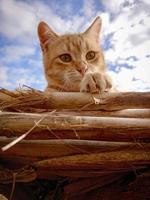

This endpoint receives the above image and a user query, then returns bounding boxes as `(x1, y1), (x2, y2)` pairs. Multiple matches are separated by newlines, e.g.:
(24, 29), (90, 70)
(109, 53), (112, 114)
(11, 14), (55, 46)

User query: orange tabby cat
(38, 16), (113, 93)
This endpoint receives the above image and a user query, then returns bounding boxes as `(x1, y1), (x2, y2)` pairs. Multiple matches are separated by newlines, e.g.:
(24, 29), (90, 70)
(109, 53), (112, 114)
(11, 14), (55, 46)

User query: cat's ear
(83, 16), (102, 41)
(38, 21), (58, 51)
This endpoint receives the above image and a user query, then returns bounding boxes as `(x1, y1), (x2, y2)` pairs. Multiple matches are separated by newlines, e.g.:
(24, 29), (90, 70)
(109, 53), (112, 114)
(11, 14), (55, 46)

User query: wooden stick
(0, 156), (147, 178)
(63, 174), (127, 197)
(0, 91), (150, 111)
(34, 149), (150, 171)
(0, 112), (150, 132)
(37, 168), (130, 179)
(46, 92), (150, 110)
(54, 109), (150, 118)
(1, 138), (148, 158)
(1, 108), (150, 118)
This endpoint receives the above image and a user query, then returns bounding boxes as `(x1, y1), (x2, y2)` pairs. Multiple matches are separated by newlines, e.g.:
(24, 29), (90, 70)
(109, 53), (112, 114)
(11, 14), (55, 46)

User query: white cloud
(82, 0), (96, 18)
(0, 65), (46, 90)
(0, 0), (66, 43)
(100, 0), (150, 91)
(0, 0), (99, 43)
(142, 0), (150, 5)
(109, 59), (150, 92)
(0, 66), (11, 88)
(109, 68), (134, 91)
(101, 0), (132, 13)
(100, 12), (111, 32)
(0, 0), (88, 41)
(27, 58), (43, 69)
(0, 0), (37, 44)
(0, 45), (35, 64)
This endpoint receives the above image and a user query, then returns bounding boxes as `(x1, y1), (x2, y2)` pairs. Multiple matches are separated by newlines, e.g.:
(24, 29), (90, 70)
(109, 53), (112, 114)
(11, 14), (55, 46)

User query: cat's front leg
(80, 72), (112, 93)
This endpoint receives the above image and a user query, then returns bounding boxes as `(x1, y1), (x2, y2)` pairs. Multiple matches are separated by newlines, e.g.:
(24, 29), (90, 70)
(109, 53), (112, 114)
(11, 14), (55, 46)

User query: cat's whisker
(67, 70), (79, 75)
(60, 79), (71, 92)
(66, 73), (78, 78)
(67, 71), (76, 75)
(66, 71), (81, 82)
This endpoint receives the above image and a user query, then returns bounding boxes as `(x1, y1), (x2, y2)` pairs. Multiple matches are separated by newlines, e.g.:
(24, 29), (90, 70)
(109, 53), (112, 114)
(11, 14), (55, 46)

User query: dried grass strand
(1, 110), (56, 151)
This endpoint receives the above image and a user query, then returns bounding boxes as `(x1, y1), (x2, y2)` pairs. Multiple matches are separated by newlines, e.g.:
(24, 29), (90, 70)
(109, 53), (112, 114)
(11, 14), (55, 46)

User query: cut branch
(0, 111), (150, 131)
(0, 89), (150, 111)
(1, 138), (149, 158)
(54, 109), (150, 118)
(34, 149), (150, 171)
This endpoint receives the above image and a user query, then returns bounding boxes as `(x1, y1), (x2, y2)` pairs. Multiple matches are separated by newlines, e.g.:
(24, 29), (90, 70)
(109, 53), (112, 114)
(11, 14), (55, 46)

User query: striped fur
(38, 17), (113, 93)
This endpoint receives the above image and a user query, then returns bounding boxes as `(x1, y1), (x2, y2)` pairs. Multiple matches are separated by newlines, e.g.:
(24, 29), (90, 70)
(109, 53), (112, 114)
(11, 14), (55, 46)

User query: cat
(38, 16), (113, 93)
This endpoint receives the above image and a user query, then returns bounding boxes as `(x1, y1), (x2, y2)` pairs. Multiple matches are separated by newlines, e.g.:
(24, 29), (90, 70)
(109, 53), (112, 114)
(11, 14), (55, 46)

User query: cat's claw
(80, 72), (112, 93)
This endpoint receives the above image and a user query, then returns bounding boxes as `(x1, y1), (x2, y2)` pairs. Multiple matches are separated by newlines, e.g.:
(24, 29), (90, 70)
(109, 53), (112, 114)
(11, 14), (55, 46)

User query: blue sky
(0, 0), (150, 91)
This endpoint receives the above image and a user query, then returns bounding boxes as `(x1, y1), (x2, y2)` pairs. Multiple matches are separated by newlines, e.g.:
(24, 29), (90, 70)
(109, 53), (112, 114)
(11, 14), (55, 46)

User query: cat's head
(38, 17), (106, 92)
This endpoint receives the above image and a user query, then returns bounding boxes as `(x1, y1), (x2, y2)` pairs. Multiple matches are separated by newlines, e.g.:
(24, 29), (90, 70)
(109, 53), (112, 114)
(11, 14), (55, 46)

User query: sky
(0, 0), (150, 91)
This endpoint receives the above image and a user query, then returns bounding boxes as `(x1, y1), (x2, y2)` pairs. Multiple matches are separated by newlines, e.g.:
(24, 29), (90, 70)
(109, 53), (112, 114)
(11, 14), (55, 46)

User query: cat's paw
(80, 72), (112, 93)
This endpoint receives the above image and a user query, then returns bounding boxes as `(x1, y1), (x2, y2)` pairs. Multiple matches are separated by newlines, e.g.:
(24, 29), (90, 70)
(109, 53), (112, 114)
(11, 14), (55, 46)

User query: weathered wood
(0, 112), (150, 132)
(1, 112), (150, 144)
(45, 92), (150, 110)
(54, 109), (150, 118)
(0, 155), (39, 169)
(63, 174), (126, 198)
(2, 128), (150, 142)
(88, 171), (150, 200)
(1, 138), (149, 158)
(67, 171), (150, 200)
(36, 169), (125, 179)
(0, 166), (36, 183)
(35, 149), (150, 171)
(0, 155), (149, 179)
(0, 156), (130, 178)
(0, 90), (150, 111)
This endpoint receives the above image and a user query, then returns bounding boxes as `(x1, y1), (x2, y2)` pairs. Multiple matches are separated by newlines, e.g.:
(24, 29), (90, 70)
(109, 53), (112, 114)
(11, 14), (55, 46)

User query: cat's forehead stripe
(64, 34), (87, 53)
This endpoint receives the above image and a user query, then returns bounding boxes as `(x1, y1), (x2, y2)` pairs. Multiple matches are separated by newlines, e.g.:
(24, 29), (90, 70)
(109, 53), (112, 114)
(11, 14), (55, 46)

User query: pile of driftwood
(0, 88), (150, 200)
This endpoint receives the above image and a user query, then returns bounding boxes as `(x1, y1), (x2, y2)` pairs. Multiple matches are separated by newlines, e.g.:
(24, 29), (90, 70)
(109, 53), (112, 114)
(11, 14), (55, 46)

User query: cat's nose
(77, 66), (87, 76)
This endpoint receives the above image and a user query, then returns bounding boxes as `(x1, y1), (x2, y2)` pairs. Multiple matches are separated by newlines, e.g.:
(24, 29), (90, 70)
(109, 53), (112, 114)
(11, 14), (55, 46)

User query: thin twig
(1, 110), (56, 151)
(46, 126), (90, 154)
(9, 173), (16, 200)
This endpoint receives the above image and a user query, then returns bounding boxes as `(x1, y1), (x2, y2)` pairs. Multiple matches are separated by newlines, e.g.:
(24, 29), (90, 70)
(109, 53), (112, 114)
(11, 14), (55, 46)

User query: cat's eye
(86, 51), (95, 60)
(59, 54), (72, 62)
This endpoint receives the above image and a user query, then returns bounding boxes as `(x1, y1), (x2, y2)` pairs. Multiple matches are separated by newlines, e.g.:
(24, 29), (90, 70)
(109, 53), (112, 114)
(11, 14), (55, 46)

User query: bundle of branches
(0, 87), (150, 200)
